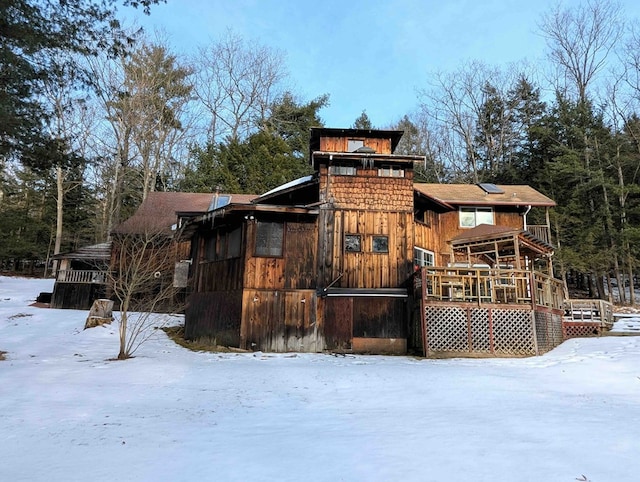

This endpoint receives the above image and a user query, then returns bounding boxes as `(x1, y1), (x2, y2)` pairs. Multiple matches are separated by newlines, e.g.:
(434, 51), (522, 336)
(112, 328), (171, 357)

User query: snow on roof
(257, 175), (314, 199)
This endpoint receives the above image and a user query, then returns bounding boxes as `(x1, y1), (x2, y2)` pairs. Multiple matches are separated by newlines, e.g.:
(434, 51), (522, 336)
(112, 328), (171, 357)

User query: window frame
(414, 247), (435, 268)
(459, 206), (494, 228)
(254, 221), (285, 258)
(377, 165), (405, 178)
(372, 235), (389, 253)
(329, 164), (357, 176)
(344, 234), (362, 253)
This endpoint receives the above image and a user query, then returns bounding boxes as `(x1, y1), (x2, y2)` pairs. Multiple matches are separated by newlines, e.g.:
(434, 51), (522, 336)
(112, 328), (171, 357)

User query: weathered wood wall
(323, 296), (407, 354)
(51, 282), (107, 310)
(319, 136), (392, 154)
(319, 209), (414, 288)
(320, 166), (414, 209)
(184, 290), (243, 346)
(241, 289), (321, 352)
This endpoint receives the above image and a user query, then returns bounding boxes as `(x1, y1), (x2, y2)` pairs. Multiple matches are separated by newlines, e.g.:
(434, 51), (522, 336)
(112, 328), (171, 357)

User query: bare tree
(40, 55), (97, 274)
(417, 61), (525, 182)
(86, 36), (194, 234)
(109, 227), (181, 360)
(119, 41), (194, 200)
(539, 0), (622, 104)
(194, 31), (288, 142)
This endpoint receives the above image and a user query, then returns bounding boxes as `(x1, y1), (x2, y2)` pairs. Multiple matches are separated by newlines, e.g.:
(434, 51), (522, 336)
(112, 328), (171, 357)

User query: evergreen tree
(0, 0), (162, 162)
(352, 110), (373, 129)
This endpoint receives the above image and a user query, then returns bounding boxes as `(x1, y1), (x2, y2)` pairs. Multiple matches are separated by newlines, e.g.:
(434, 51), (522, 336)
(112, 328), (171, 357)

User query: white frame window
(329, 164), (357, 176)
(348, 139), (364, 152)
(459, 207), (494, 228)
(414, 247), (435, 268)
(377, 166), (405, 178)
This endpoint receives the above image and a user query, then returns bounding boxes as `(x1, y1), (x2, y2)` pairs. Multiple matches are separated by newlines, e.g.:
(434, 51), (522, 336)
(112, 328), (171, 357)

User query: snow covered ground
(1, 276), (639, 482)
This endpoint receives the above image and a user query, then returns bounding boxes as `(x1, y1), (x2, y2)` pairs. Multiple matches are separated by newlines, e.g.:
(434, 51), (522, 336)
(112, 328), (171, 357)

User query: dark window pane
(255, 222), (283, 257)
(372, 235), (388, 253)
(228, 228), (241, 258)
(345, 234), (361, 252)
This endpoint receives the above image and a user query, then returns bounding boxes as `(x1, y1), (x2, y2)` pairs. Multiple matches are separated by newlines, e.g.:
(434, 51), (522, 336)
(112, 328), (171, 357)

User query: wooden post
(421, 268), (429, 358)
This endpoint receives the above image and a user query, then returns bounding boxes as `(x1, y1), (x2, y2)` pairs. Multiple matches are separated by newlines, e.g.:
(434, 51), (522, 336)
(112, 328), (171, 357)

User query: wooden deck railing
(564, 299), (614, 329)
(526, 225), (551, 244)
(56, 270), (107, 284)
(417, 267), (564, 310)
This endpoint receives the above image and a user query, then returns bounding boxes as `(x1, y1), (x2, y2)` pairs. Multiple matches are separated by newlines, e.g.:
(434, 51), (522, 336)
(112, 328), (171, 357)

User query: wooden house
(182, 127), (563, 356)
(51, 242), (111, 309)
(51, 192), (254, 311)
(109, 191), (256, 311)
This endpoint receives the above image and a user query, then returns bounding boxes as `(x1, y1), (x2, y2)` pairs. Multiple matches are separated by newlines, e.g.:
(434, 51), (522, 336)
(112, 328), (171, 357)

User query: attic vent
(478, 183), (504, 194)
(355, 146), (376, 154)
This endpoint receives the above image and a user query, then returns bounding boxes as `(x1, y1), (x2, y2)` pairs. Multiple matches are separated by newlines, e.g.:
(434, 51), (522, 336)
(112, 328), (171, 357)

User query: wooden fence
(563, 298), (614, 338)
(418, 267), (564, 310)
(56, 270), (107, 284)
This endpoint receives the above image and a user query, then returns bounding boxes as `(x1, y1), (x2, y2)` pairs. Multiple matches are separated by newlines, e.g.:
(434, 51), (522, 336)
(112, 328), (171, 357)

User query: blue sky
(121, 0), (640, 129)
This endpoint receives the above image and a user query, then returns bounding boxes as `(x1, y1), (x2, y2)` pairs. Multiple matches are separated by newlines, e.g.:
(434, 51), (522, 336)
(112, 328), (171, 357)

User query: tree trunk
(51, 165), (64, 276)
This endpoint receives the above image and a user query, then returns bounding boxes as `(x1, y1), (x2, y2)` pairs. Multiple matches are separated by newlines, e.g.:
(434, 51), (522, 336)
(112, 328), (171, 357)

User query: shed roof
(51, 242), (112, 261)
(112, 192), (255, 235)
(414, 184), (555, 207)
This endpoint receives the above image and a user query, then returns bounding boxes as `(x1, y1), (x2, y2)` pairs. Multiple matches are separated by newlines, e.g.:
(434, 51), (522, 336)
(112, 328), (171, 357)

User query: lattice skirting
(424, 304), (563, 357)
(563, 322), (601, 339)
(536, 310), (564, 354)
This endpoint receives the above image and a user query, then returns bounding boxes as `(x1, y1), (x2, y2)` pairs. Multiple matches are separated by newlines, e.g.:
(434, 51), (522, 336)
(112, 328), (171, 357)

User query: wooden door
(324, 297), (353, 350)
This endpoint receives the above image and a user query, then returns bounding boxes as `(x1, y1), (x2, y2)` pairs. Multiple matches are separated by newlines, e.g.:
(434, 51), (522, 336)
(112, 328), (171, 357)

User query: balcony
(526, 225), (551, 245)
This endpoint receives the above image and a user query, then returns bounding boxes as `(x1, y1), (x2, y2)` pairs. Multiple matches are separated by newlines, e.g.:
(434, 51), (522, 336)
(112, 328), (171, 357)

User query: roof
(451, 224), (554, 254)
(414, 184), (556, 207)
(112, 192), (255, 235)
(451, 224), (520, 243)
(51, 242), (112, 261)
(309, 127), (404, 153)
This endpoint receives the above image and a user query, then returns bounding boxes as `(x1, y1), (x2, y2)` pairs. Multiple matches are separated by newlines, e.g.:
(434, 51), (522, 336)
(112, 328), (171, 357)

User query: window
(372, 235), (389, 253)
(345, 234), (361, 252)
(227, 227), (242, 258)
(255, 222), (284, 257)
(459, 207), (494, 228)
(377, 166), (405, 178)
(204, 235), (217, 261)
(329, 164), (357, 176)
(414, 247), (434, 268)
(348, 139), (364, 152)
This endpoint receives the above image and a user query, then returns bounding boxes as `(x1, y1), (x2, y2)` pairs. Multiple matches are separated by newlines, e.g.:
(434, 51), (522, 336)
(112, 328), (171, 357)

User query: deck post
(421, 268), (429, 358)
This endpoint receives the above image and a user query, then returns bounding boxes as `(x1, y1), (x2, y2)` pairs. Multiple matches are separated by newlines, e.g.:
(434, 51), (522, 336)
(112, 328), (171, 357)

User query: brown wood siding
(429, 208), (525, 265)
(241, 289), (320, 352)
(51, 282), (107, 310)
(324, 297), (353, 350)
(352, 297), (407, 338)
(319, 136), (392, 154)
(324, 209), (413, 288)
(184, 290), (242, 346)
(197, 258), (244, 292)
(284, 222), (317, 289)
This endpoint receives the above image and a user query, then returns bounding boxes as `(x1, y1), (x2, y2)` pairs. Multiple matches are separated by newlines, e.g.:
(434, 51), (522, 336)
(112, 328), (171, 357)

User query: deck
(414, 267), (565, 358)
